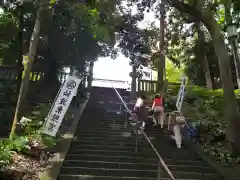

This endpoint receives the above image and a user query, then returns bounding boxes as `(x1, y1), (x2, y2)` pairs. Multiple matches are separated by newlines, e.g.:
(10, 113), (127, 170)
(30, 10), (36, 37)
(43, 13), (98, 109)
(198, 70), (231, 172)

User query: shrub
(0, 102), (57, 167)
(166, 85), (240, 165)
(0, 142), (13, 167)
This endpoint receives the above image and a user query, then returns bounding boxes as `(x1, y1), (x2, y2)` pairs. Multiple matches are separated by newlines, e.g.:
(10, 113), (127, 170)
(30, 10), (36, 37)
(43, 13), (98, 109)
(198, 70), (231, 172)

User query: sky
(93, 4), (159, 81)
(93, 54), (132, 81)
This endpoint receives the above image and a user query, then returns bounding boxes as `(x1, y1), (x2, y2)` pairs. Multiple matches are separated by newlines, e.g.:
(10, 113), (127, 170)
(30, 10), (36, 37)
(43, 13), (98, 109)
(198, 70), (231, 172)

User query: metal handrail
(113, 87), (176, 180)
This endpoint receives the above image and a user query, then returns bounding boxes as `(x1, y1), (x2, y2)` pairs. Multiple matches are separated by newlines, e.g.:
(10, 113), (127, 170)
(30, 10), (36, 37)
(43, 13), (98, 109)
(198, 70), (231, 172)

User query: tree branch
(181, 14), (200, 23)
(165, 0), (204, 22)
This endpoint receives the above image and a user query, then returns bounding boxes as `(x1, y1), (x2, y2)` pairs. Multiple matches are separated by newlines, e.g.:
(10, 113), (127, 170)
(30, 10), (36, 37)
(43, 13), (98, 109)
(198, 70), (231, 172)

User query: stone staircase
(58, 87), (225, 180)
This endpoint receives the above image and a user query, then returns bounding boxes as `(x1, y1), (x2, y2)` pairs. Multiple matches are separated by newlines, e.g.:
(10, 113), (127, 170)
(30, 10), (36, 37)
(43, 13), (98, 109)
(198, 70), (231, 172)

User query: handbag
(175, 116), (186, 125)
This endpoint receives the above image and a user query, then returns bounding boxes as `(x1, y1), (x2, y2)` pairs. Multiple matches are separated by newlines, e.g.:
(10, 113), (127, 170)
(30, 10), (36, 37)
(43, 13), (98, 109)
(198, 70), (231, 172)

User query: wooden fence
(0, 66), (68, 82)
(0, 66), (182, 93)
(137, 79), (181, 93)
(137, 80), (157, 93)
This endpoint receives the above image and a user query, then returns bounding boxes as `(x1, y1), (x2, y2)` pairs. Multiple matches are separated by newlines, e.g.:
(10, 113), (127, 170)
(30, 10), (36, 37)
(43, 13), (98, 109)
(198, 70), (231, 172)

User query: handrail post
(124, 110), (128, 129)
(135, 122), (139, 152)
(119, 104), (122, 113)
(158, 161), (161, 180)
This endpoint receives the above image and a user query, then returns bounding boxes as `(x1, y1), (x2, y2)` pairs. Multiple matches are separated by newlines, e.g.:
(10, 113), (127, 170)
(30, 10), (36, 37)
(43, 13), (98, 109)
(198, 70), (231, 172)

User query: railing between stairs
(113, 87), (176, 180)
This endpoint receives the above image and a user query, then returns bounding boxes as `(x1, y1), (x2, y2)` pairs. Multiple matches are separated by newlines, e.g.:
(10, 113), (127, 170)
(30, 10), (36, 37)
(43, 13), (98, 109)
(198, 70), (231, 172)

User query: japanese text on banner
(42, 76), (82, 136)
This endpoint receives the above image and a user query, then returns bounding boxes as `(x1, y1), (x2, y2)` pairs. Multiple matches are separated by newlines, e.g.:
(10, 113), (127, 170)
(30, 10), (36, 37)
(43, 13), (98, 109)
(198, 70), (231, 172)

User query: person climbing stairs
(58, 87), (225, 180)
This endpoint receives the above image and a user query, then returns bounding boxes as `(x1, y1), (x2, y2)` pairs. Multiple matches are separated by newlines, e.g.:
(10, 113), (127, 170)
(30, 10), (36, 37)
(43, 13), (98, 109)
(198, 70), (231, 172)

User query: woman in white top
(168, 111), (186, 148)
(133, 95), (148, 128)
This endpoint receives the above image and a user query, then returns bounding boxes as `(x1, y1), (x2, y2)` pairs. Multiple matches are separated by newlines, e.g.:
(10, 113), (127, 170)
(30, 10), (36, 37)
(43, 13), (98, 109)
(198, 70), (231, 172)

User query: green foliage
(216, 7), (225, 24)
(166, 84), (240, 165)
(4, 136), (30, 153)
(18, 103), (52, 136)
(40, 134), (57, 148)
(0, 144), (13, 166)
(0, 102), (57, 166)
(49, 0), (119, 72)
(49, 0), (57, 6)
(0, 9), (19, 66)
(167, 85), (226, 122)
(0, 136), (29, 166)
(167, 85), (225, 128)
(205, 144), (240, 165)
(166, 59), (183, 82)
(0, 11), (18, 41)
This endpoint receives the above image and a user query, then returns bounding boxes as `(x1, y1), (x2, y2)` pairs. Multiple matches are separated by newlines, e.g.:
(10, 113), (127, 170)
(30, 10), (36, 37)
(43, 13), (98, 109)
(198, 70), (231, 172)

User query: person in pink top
(151, 94), (164, 128)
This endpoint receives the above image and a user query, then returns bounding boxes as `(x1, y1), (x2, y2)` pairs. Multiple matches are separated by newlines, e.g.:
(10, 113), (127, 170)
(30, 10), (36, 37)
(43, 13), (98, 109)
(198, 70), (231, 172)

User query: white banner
(176, 75), (187, 112)
(42, 76), (82, 136)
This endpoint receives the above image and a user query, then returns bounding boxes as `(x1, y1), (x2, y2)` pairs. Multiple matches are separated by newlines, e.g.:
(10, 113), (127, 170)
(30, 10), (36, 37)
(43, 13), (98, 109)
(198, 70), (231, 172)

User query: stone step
(65, 154), (207, 167)
(59, 90), (224, 180)
(70, 141), (153, 150)
(76, 127), (128, 131)
(58, 174), (200, 180)
(60, 166), (156, 178)
(70, 143), (135, 151)
(60, 166), (221, 179)
(70, 138), (191, 152)
(58, 174), (199, 180)
(73, 136), (139, 142)
(76, 128), (128, 132)
(77, 126), (166, 133)
(73, 132), (175, 143)
(77, 125), (167, 132)
(67, 149), (200, 161)
(63, 160), (156, 170)
(58, 174), (123, 180)
(88, 119), (126, 122)
(76, 129), (129, 134)
(78, 121), (169, 129)
(72, 137), (147, 144)
(74, 132), (173, 141)
(74, 133), (136, 140)
(70, 136), (194, 150)
(79, 120), (125, 124)
(78, 125), (126, 130)
(63, 160), (216, 174)
(84, 118), (126, 121)
(69, 143), (192, 155)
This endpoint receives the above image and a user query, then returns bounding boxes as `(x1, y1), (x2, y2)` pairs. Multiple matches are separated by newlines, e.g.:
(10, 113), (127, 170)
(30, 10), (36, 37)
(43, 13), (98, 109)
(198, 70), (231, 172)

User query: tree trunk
(29, 48), (59, 103)
(205, 14), (240, 149)
(157, 0), (166, 91)
(10, 2), (43, 138)
(166, 0), (240, 151)
(131, 63), (137, 98)
(39, 7), (58, 88)
(203, 53), (213, 89)
(195, 22), (213, 89)
(41, 48), (59, 86)
(225, 0), (240, 89)
(87, 61), (94, 89)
